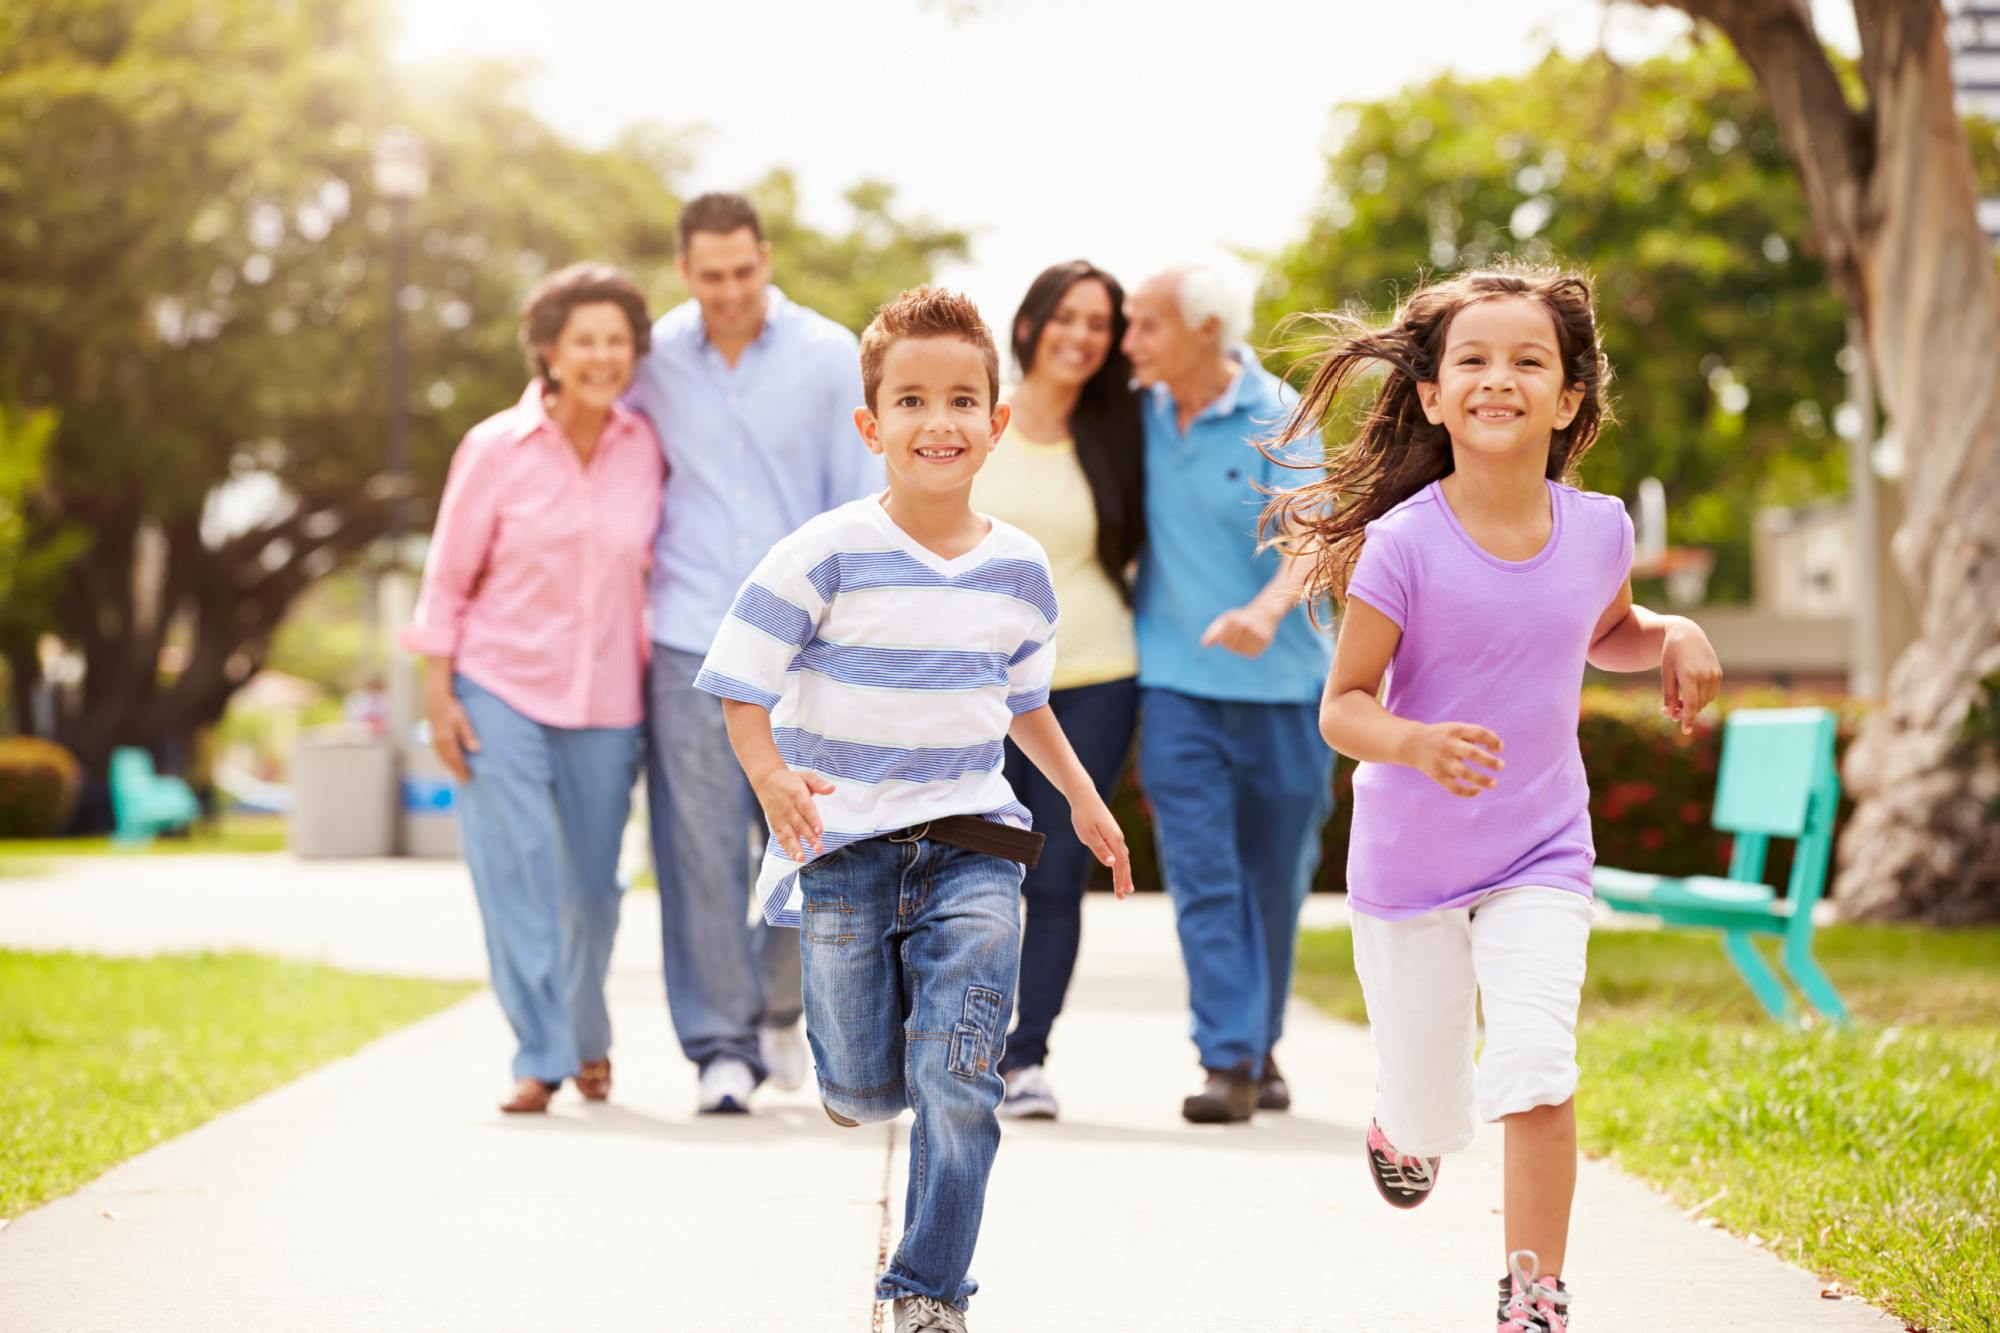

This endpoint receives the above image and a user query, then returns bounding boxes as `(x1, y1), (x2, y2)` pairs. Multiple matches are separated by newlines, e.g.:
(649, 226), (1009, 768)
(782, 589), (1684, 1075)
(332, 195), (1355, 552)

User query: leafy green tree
(0, 0), (964, 773)
(1261, 40), (1851, 601)
(1640, 0), (2000, 922)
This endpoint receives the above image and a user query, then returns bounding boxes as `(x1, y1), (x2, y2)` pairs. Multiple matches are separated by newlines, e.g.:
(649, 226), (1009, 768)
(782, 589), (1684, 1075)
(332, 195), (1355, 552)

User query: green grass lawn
(1295, 921), (2000, 1333)
(0, 813), (289, 872)
(0, 951), (475, 1218)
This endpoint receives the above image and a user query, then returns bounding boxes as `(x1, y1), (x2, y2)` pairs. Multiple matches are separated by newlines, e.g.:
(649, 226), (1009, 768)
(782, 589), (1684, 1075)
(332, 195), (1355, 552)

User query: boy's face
(854, 335), (1008, 497)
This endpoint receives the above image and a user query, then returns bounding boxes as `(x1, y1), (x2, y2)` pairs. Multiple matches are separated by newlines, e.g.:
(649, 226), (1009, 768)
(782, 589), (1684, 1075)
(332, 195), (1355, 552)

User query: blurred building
(1947, 2), (2000, 238)
(1626, 479), (1920, 696)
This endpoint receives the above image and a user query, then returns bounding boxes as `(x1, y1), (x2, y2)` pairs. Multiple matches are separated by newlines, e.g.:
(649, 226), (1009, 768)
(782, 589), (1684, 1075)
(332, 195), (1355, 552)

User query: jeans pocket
(946, 985), (1004, 1080)
(801, 894), (855, 945)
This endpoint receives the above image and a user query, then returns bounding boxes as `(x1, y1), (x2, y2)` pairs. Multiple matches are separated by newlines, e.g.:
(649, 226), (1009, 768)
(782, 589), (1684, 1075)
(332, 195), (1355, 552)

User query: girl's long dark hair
(1012, 261), (1146, 602)
(1261, 264), (1612, 614)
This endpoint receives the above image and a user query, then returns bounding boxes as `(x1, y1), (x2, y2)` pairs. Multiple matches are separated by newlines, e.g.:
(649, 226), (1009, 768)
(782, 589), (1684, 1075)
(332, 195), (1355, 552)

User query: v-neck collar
(862, 494), (999, 575)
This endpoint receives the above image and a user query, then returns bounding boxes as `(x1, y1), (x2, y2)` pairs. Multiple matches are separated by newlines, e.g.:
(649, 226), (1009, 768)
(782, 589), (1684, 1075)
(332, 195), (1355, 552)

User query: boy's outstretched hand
(751, 767), (834, 861)
(1072, 794), (1134, 898)
(1661, 620), (1723, 736)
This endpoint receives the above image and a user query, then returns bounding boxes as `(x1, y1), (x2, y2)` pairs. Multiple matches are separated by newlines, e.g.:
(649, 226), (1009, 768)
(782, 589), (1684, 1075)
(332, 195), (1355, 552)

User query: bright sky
(392, 0), (1858, 324)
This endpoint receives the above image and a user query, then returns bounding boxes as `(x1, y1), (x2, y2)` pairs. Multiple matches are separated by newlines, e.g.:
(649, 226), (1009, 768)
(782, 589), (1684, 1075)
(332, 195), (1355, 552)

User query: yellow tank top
(972, 423), (1138, 690)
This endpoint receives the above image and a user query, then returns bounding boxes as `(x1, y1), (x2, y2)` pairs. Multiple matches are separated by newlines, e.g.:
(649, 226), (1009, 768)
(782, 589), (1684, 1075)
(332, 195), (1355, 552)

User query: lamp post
(372, 126), (429, 565)
(371, 128), (430, 852)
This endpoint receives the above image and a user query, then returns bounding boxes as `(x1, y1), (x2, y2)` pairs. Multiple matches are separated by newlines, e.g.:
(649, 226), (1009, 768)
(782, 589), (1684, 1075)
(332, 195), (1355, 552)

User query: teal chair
(1593, 708), (1847, 1024)
(108, 746), (202, 844)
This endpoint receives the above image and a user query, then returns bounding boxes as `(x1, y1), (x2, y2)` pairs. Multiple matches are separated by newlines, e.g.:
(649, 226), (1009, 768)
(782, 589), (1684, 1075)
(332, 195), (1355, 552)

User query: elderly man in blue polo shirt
(628, 193), (883, 1114)
(1123, 264), (1336, 1125)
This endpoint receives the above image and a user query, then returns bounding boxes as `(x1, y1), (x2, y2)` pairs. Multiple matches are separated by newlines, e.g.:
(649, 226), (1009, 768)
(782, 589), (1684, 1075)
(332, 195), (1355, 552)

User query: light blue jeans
(1138, 687), (1334, 1074)
(645, 645), (804, 1078)
(454, 676), (642, 1084)
(801, 835), (1022, 1311)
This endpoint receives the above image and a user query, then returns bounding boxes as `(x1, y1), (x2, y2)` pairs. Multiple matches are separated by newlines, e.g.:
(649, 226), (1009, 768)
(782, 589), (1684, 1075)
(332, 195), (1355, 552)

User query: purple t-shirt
(1344, 479), (1634, 920)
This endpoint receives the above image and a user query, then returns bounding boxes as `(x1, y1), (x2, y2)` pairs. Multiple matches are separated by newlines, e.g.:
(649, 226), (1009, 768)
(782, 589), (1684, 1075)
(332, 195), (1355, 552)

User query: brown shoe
(1258, 1053), (1292, 1112)
(1181, 1065), (1257, 1124)
(499, 1077), (557, 1114)
(575, 1059), (612, 1102)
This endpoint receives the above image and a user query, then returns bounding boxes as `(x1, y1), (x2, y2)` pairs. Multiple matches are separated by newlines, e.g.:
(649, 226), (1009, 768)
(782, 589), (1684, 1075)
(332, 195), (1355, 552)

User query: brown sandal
(500, 1076), (557, 1114)
(575, 1059), (612, 1102)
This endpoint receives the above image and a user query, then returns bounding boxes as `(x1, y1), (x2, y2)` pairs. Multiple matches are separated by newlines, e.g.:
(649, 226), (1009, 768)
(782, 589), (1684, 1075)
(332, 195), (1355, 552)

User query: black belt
(881, 814), (1045, 870)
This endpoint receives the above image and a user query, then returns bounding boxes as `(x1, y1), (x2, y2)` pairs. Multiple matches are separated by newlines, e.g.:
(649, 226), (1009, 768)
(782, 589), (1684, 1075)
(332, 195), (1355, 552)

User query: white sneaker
(697, 1056), (755, 1114)
(998, 1063), (1058, 1120)
(759, 1022), (809, 1092)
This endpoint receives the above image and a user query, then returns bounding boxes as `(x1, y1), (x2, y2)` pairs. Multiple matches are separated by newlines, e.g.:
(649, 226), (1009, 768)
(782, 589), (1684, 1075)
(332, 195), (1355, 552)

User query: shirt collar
(698, 285), (791, 353)
(507, 379), (639, 445)
(1148, 348), (1250, 425)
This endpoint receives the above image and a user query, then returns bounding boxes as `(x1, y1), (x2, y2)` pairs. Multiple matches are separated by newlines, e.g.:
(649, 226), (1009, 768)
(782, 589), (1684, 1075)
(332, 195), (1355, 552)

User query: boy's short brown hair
(859, 286), (1000, 413)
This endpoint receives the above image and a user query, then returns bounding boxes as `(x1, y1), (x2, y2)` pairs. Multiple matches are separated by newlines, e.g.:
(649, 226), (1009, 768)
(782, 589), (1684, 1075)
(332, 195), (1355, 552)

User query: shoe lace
(1501, 1251), (1570, 1332)
(1370, 1133), (1435, 1190)
(901, 1296), (968, 1333)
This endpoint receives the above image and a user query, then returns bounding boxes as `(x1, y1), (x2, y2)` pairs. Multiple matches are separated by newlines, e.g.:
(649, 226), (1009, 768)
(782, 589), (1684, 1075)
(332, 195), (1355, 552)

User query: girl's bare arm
(1322, 598), (1503, 798)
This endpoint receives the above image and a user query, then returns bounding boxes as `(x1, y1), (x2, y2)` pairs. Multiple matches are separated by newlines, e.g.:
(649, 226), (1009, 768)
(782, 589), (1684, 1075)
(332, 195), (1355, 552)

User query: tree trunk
(51, 499), (381, 780)
(1659, 0), (2000, 920)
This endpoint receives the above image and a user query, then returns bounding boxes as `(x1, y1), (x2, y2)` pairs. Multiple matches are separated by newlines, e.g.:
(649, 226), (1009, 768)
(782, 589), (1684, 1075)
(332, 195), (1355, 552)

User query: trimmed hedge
(0, 736), (83, 838)
(1101, 687), (1863, 899)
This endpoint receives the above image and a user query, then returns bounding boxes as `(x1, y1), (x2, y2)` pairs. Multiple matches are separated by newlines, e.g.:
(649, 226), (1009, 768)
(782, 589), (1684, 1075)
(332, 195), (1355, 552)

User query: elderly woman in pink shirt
(401, 263), (664, 1114)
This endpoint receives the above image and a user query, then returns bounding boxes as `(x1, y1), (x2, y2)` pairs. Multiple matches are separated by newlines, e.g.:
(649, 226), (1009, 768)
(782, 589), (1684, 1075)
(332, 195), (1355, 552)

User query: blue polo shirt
(1134, 349), (1332, 704)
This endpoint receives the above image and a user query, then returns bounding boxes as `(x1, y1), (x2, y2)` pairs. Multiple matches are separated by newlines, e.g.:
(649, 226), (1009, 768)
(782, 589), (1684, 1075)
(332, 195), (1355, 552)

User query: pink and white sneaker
(1496, 1249), (1570, 1333)
(1364, 1118), (1440, 1209)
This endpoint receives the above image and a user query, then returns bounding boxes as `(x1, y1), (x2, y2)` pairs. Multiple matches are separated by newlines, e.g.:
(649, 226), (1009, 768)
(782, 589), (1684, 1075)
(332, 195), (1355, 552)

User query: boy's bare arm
(720, 698), (834, 859)
(1006, 706), (1134, 897)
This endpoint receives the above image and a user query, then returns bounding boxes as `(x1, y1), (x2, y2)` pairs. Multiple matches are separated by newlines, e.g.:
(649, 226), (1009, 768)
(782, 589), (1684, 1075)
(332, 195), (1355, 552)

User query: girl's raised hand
(1661, 620), (1724, 735)
(1402, 721), (1504, 798)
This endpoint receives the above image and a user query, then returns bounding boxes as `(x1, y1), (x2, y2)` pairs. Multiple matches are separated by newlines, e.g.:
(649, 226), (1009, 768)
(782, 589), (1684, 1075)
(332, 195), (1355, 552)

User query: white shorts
(1350, 886), (1592, 1157)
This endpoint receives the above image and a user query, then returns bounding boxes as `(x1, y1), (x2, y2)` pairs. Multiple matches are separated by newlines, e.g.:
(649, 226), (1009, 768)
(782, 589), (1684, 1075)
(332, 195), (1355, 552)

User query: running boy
(699, 286), (1134, 1333)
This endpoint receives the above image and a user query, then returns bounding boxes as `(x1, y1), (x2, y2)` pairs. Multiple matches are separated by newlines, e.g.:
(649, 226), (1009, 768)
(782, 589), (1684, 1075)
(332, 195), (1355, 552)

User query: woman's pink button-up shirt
(400, 382), (665, 729)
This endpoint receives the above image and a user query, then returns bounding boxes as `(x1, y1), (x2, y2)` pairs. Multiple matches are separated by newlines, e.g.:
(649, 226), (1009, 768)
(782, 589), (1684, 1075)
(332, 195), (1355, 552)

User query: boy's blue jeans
(454, 676), (642, 1084)
(799, 835), (1023, 1311)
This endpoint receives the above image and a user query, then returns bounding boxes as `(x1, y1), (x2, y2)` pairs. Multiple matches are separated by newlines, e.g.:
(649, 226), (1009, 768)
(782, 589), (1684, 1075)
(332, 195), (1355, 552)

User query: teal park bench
(108, 745), (202, 844)
(1592, 707), (1847, 1024)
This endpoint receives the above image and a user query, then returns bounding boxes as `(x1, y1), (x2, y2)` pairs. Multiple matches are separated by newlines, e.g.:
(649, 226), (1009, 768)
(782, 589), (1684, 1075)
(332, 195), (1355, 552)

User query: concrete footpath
(0, 855), (1895, 1331)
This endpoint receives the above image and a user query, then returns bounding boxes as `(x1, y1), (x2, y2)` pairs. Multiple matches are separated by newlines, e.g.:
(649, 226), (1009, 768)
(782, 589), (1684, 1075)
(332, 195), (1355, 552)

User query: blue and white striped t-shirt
(696, 495), (1060, 926)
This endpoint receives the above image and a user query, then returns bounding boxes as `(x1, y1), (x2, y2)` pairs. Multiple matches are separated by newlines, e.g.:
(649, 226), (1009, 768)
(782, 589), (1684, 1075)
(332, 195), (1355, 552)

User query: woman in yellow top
(971, 260), (1145, 1120)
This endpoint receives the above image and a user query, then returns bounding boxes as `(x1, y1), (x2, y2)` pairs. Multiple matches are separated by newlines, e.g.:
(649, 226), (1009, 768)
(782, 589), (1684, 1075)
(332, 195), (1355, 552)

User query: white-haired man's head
(1121, 264), (1251, 390)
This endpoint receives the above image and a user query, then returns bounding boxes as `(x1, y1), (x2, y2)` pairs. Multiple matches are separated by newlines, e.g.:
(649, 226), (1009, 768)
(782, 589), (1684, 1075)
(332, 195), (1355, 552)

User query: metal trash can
(289, 733), (397, 858)
(398, 739), (462, 859)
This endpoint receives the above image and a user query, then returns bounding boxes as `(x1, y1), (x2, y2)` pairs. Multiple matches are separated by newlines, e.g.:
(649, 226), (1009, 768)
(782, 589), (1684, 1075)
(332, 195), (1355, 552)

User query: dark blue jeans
(1138, 687), (1334, 1074)
(799, 836), (1023, 1311)
(996, 675), (1138, 1074)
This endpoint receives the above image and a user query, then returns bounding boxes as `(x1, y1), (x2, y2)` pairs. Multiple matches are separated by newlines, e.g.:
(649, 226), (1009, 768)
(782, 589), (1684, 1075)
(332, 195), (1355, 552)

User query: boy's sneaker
(1365, 1118), (1440, 1208)
(1496, 1250), (1570, 1333)
(821, 1099), (858, 1128)
(998, 1064), (1058, 1120)
(892, 1295), (968, 1333)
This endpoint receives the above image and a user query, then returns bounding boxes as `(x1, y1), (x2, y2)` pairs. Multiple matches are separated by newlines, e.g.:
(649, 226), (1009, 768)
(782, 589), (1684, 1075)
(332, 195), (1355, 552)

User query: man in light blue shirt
(1124, 264), (1335, 1126)
(627, 192), (883, 1113)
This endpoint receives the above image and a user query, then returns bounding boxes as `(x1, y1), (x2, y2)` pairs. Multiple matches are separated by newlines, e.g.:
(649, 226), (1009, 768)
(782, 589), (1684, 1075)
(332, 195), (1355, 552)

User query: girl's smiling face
(1418, 295), (1583, 464)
